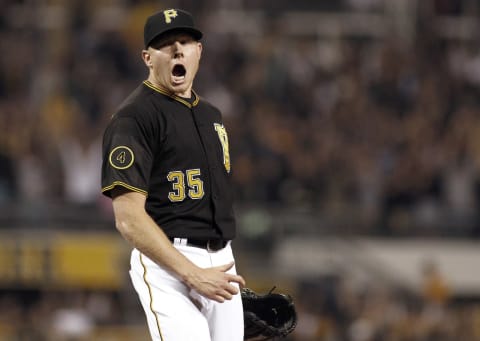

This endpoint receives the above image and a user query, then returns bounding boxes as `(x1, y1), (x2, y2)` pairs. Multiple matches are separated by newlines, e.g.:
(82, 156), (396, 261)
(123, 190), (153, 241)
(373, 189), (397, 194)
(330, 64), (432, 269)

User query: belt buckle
(206, 239), (223, 252)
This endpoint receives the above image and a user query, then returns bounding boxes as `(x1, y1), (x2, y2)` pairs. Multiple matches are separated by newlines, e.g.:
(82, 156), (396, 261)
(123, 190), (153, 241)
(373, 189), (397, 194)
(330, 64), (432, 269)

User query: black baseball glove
(241, 287), (297, 340)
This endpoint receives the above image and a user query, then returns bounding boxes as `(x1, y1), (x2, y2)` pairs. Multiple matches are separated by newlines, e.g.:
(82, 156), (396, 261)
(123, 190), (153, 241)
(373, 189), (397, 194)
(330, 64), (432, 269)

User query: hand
(185, 261), (246, 303)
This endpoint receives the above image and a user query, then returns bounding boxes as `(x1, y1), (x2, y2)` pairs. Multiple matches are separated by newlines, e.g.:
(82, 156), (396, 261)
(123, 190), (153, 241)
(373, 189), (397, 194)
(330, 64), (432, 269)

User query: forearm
(111, 190), (197, 283)
(119, 212), (197, 280)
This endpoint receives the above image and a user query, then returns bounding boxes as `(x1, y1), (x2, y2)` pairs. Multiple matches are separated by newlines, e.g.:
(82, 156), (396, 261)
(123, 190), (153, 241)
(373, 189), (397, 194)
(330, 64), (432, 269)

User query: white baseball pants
(129, 241), (244, 341)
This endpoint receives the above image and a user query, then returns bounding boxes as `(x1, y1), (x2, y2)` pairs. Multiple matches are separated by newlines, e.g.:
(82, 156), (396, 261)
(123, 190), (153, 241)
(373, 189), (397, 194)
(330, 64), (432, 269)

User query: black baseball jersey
(101, 81), (235, 240)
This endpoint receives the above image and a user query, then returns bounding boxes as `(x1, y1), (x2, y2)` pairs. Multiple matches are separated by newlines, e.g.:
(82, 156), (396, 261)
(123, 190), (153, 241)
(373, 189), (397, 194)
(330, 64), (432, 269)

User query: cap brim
(146, 27), (203, 48)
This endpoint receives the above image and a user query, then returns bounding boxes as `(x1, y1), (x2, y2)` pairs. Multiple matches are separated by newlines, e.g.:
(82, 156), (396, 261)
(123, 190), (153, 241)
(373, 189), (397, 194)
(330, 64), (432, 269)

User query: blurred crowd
(290, 263), (480, 341)
(2, 0), (480, 236)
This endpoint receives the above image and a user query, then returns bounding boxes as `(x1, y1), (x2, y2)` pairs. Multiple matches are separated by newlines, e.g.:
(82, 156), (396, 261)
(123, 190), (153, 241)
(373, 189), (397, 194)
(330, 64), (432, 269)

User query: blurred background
(2, 0), (480, 340)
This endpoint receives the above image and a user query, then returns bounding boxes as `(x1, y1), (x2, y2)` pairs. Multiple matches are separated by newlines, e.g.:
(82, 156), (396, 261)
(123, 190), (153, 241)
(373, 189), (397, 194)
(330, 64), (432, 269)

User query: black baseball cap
(144, 9), (203, 48)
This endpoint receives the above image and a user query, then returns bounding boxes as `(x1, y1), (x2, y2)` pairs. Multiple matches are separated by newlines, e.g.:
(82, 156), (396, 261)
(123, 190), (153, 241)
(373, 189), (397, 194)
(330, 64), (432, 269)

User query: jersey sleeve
(101, 116), (154, 197)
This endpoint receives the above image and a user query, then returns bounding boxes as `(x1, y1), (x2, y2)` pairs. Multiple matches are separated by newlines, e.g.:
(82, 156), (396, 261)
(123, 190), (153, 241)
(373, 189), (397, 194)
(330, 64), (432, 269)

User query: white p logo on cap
(163, 9), (178, 23)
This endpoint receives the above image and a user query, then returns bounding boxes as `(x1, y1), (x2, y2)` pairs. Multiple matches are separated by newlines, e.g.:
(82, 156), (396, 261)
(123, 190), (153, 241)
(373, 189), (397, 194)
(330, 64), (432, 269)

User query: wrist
(178, 262), (200, 288)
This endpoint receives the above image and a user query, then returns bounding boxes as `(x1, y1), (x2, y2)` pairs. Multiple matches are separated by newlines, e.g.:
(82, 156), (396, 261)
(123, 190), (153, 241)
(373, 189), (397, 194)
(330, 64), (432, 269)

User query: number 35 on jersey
(167, 169), (204, 202)
(166, 124), (231, 203)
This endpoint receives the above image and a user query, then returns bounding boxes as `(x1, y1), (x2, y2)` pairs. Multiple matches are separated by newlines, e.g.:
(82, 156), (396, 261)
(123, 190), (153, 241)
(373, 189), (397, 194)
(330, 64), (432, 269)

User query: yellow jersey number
(167, 169), (204, 202)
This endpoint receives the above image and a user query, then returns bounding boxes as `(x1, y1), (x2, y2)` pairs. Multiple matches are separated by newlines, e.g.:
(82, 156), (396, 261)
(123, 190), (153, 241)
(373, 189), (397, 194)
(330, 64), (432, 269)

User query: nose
(173, 41), (183, 58)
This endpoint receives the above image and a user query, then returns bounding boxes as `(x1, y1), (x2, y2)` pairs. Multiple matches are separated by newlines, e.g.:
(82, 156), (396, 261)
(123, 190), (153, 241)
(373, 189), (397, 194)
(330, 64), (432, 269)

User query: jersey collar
(143, 80), (200, 108)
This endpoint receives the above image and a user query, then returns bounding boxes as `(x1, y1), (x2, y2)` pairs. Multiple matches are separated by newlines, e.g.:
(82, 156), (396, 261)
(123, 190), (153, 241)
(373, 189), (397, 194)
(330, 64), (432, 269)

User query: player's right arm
(111, 186), (245, 302)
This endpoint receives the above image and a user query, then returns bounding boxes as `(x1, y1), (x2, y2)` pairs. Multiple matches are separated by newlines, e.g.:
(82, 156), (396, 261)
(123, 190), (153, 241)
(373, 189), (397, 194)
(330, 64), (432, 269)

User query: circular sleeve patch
(108, 146), (134, 170)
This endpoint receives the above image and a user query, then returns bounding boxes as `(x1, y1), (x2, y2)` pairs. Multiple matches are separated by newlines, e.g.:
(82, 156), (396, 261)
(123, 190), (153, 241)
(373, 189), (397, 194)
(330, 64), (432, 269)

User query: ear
(197, 42), (203, 59)
(142, 49), (153, 68)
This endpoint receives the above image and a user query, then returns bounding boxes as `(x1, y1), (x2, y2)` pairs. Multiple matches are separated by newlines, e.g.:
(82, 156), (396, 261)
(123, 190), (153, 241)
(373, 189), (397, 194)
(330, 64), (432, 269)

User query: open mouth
(172, 64), (186, 78)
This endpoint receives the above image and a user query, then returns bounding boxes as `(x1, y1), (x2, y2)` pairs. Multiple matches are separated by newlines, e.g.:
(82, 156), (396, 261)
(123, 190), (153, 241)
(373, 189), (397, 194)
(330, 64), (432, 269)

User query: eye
(150, 35), (194, 49)
(151, 41), (169, 50)
(179, 37), (194, 45)
(150, 37), (176, 49)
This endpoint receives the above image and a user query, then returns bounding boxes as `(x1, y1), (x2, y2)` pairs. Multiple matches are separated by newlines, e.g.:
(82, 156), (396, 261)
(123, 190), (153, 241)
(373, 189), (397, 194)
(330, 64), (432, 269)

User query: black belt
(169, 237), (228, 251)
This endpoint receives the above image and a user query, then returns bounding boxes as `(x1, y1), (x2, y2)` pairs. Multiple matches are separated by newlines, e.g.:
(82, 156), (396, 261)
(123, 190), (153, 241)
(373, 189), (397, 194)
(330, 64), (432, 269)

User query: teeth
(172, 75), (185, 84)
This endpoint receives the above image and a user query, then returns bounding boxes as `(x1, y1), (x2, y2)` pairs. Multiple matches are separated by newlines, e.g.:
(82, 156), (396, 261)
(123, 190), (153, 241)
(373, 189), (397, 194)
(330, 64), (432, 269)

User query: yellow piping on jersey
(143, 80), (200, 108)
(101, 181), (148, 196)
(140, 253), (164, 341)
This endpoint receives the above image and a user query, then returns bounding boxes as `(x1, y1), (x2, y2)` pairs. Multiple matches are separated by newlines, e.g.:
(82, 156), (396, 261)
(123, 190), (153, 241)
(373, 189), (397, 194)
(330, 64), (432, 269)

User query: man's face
(143, 32), (202, 97)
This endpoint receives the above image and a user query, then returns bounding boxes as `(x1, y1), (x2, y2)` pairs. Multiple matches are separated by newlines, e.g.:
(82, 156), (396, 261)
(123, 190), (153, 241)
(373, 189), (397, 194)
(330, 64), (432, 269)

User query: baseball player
(101, 9), (245, 341)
